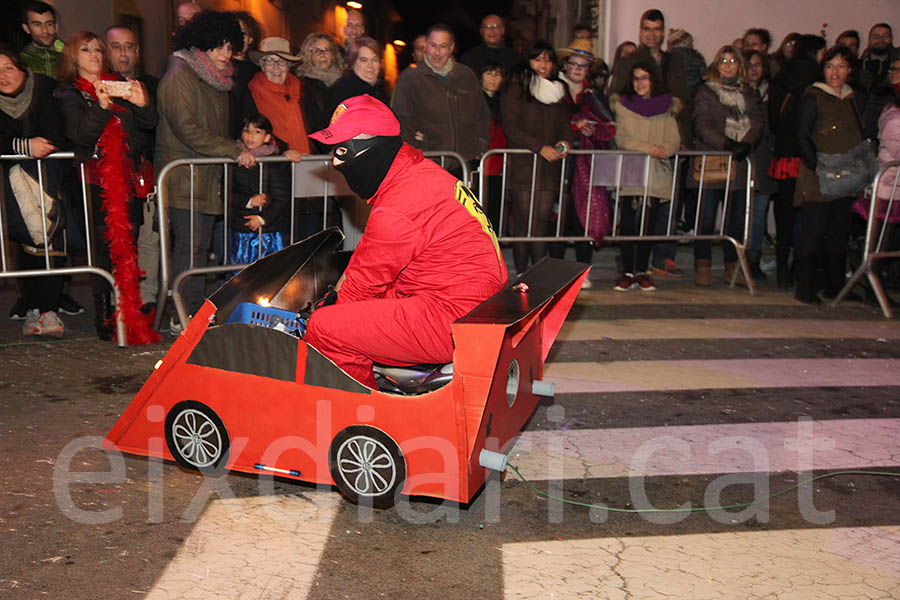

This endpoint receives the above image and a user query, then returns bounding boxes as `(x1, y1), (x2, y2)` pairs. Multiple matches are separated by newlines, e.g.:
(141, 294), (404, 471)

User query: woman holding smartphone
(55, 30), (158, 344)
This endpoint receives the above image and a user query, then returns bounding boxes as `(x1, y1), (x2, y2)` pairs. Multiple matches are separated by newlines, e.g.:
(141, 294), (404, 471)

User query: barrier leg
(866, 262), (893, 318)
(726, 238), (756, 296)
(833, 262), (867, 308)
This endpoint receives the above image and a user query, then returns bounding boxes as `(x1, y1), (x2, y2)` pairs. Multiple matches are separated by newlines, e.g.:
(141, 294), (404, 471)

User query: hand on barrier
(540, 144), (564, 163)
(724, 140), (752, 162)
(249, 193), (268, 207)
(237, 151), (257, 168)
(29, 137), (57, 158)
(284, 150), (304, 162)
(244, 215), (264, 231)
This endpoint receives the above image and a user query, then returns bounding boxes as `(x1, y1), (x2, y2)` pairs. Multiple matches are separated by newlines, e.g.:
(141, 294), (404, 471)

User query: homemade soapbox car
(104, 228), (589, 507)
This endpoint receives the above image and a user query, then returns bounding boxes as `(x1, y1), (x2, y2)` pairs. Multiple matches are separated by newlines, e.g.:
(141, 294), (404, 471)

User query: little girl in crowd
(229, 113), (292, 266)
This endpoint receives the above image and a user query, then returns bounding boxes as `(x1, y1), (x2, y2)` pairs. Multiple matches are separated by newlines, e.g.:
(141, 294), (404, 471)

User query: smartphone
(102, 81), (132, 98)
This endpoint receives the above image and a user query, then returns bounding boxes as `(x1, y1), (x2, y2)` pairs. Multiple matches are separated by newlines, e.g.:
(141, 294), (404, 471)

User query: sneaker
(38, 311), (64, 337)
(614, 274), (635, 292)
(581, 278), (593, 290)
(9, 297), (27, 320)
(651, 258), (684, 278)
(22, 309), (41, 336)
(633, 273), (657, 291)
(58, 294), (85, 316)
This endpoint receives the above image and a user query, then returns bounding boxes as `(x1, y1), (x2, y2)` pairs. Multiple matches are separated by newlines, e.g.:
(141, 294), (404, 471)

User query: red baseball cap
(309, 94), (401, 144)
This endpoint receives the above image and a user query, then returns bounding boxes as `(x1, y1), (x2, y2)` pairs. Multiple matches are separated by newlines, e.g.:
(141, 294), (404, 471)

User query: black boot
(794, 253), (821, 304)
(823, 253), (862, 301)
(776, 243), (792, 289)
(748, 250), (767, 282)
(93, 293), (114, 341)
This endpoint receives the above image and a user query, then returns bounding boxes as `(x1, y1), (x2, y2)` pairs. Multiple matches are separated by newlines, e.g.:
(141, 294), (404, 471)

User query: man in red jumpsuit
(305, 94), (508, 388)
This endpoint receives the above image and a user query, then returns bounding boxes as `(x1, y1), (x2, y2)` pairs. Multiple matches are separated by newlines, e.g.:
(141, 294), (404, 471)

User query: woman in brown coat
(691, 45), (764, 287)
(500, 40), (573, 275)
(793, 46), (866, 304)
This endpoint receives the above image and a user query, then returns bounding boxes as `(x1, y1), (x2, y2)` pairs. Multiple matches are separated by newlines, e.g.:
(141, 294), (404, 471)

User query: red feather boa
(76, 76), (160, 345)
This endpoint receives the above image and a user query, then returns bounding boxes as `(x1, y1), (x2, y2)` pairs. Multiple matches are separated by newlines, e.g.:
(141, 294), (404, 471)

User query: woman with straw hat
(243, 37), (309, 162)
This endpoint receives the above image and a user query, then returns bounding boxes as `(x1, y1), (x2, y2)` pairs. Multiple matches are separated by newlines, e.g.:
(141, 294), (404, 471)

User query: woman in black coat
(0, 46), (70, 337)
(767, 34), (826, 288)
(499, 40), (573, 275)
(328, 37), (389, 115)
(293, 33), (347, 241)
(54, 31), (158, 343)
(296, 33), (345, 155)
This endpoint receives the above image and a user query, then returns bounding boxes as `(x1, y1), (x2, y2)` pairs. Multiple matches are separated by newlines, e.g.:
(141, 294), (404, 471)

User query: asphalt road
(2, 255), (900, 599)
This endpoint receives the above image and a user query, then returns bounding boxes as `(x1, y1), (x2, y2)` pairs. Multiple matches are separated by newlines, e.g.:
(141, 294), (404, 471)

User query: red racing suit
(305, 143), (508, 388)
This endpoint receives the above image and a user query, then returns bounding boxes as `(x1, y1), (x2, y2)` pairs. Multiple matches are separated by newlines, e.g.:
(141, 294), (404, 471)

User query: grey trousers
(169, 207), (217, 315)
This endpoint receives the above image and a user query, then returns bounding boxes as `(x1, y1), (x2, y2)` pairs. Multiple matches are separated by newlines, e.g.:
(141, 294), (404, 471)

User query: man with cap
(305, 95), (508, 388)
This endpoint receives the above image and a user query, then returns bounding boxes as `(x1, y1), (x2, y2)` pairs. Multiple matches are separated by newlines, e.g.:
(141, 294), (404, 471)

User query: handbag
(7, 164), (61, 248)
(816, 140), (878, 200)
(691, 155), (736, 184)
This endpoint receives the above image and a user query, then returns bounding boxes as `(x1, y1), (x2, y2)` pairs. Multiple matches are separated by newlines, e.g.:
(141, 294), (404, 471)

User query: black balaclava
(333, 135), (403, 199)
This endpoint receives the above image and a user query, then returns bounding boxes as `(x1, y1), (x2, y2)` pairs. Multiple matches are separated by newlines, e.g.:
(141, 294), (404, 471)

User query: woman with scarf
(296, 33), (345, 155)
(0, 45), (68, 337)
(55, 31), (159, 344)
(243, 37), (308, 163)
(793, 46), (867, 304)
(293, 33), (345, 241)
(553, 39), (615, 276)
(500, 39), (573, 276)
(691, 45), (764, 287)
(328, 37), (389, 114)
(156, 11), (255, 324)
(609, 59), (681, 291)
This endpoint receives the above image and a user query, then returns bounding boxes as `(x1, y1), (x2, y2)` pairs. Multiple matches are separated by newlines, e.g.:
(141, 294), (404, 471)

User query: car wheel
(329, 426), (406, 508)
(165, 401), (230, 473)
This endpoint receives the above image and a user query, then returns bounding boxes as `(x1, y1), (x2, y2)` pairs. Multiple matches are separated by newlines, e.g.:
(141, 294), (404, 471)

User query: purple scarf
(620, 92), (673, 117)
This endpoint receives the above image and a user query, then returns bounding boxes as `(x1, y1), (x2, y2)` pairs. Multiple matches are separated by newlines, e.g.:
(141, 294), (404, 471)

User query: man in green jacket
(20, 2), (64, 79)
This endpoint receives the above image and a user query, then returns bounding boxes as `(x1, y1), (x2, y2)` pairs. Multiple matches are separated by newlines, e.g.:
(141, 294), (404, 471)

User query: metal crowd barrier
(477, 148), (756, 295)
(158, 151), (469, 330)
(0, 152), (127, 346)
(834, 160), (900, 317)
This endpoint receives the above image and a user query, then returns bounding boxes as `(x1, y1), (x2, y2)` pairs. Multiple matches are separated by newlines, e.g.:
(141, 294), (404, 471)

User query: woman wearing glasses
(609, 60), (681, 291)
(243, 37), (309, 163)
(294, 33), (346, 240)
(691, 45), (764, 287)
(552, 39), (615, 277)
(296, 33), (345, 155)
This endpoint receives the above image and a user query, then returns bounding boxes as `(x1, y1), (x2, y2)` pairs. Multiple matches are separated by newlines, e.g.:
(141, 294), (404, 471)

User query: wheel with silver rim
(165, 401), (230, 473)
(329, 426), (405, 508)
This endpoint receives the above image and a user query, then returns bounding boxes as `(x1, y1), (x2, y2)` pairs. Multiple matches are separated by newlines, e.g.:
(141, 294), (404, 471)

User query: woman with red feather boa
(55, 31), (159, 344)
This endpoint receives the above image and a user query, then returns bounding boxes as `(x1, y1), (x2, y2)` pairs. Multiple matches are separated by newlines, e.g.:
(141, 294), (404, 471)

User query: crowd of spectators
(2, 1), (899, 341)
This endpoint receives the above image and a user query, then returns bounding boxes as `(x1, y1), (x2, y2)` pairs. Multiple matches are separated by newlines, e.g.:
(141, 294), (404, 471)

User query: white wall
(609, 0), (898, 63)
